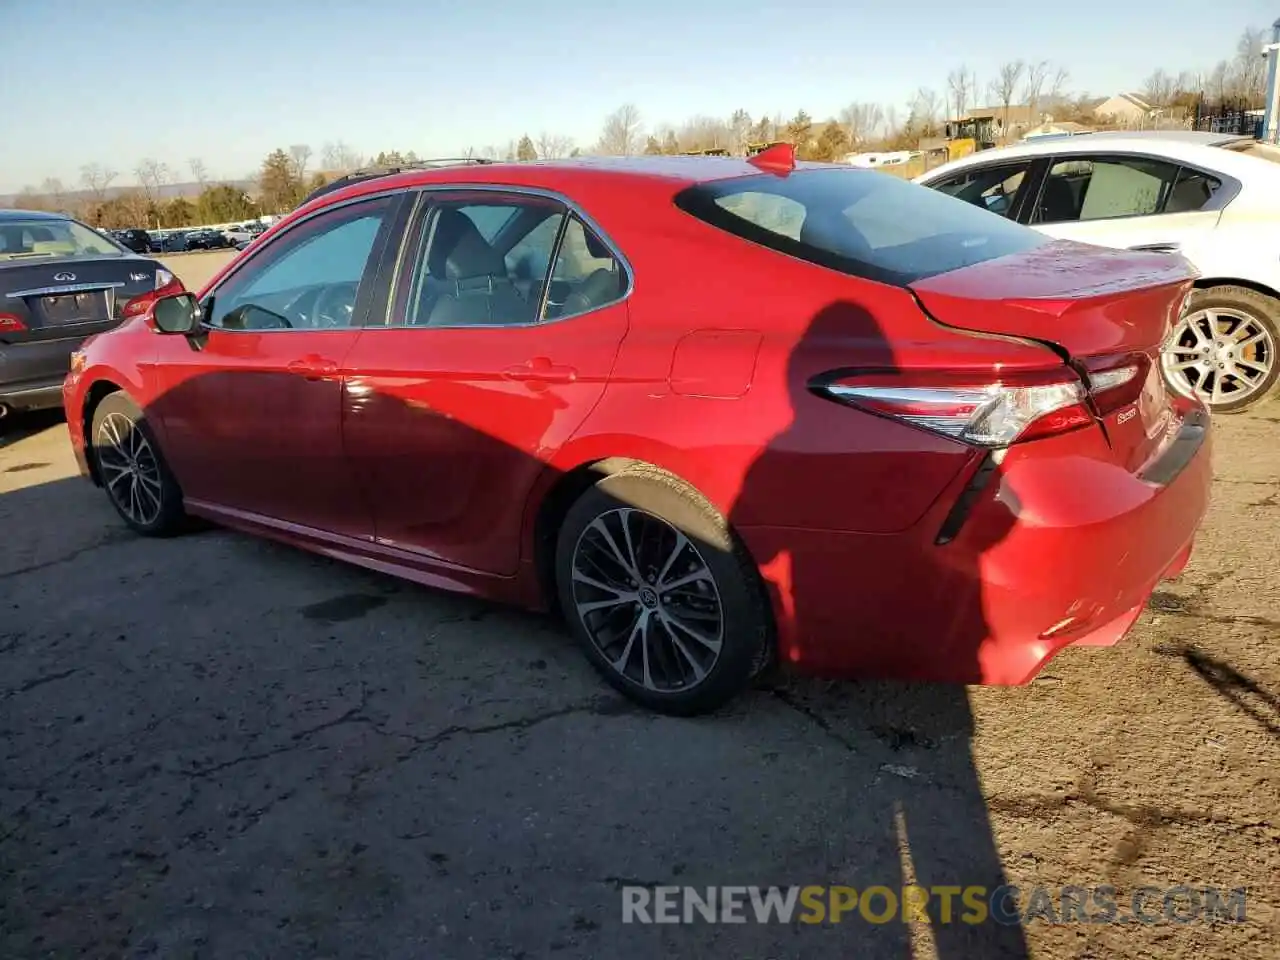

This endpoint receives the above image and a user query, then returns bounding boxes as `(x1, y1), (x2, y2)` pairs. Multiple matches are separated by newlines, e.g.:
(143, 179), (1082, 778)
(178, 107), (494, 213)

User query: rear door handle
(503, 358), (577, 384)
(287, 354), (339, 380)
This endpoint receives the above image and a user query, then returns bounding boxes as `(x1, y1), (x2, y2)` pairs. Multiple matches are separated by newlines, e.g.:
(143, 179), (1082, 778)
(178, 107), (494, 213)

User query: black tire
(555, 465), (772, 716)
(90, 392), (186, 536)
(1171, 286), (1280, 414)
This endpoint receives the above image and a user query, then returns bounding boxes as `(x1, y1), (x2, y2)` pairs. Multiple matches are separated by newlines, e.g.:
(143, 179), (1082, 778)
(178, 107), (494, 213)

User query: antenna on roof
(747, 142), (796, 175)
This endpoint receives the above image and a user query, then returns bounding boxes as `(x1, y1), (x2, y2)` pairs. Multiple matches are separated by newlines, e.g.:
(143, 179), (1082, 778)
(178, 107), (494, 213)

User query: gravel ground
(0, 256), (1276, 958)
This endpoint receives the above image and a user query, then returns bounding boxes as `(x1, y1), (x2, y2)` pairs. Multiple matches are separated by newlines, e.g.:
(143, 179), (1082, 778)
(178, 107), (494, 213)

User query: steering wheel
(309, 281), (359, 328)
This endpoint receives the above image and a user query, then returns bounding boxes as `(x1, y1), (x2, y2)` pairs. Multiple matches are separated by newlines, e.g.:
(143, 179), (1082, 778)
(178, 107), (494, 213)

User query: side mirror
(152, 292), (202, 334)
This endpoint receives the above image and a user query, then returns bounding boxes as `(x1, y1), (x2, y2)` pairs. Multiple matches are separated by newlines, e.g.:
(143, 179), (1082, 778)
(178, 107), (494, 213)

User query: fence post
(1264, 18), (1280, 142)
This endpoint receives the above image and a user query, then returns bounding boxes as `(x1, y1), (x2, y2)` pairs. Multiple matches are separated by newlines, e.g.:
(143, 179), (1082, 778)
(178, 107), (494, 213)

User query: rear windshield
(0, 218), (126, 260)
(674, 167), (1047, 285)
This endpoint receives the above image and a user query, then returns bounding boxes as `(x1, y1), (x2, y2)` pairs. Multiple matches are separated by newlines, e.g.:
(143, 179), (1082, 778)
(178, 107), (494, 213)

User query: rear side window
(675, 168), (1047, 286)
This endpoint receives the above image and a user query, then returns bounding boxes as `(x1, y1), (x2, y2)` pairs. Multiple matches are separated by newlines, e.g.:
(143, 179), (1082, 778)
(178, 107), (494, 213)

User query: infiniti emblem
(53, 271), (76, 282)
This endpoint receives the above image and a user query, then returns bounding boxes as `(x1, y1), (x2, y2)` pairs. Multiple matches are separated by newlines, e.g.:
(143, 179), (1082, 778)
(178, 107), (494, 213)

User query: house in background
(964, 104), (1040, 142)
(1093, 93), (1157, 125)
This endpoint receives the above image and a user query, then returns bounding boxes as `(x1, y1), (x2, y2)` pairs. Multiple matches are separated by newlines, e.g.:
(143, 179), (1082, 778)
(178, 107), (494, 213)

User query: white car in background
(916, 131), (1280, 412)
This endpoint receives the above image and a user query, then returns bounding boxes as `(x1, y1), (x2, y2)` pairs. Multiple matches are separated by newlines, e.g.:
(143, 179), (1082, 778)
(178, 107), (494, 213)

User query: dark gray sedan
(0, 210), (181, 418)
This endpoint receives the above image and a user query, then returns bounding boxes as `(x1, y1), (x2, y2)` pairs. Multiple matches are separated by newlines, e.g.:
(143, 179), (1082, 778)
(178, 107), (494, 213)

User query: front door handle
(287, 354), (339, 380)
(502, 357), (578, 384)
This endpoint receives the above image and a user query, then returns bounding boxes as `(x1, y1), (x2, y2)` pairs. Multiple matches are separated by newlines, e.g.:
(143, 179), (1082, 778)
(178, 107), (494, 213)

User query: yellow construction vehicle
(940, 116), (999, 161)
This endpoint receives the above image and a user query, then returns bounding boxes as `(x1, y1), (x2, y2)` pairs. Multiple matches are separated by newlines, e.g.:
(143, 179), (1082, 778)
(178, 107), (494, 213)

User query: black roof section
(0, 208), (69, 222)
(300, 157), (497, 206)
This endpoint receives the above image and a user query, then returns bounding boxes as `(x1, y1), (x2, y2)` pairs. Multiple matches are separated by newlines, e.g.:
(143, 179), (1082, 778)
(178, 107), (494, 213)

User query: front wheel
(555, 466), (772, 716)
(91, 392), (186, 536)
(1162, 286), (1279, 413)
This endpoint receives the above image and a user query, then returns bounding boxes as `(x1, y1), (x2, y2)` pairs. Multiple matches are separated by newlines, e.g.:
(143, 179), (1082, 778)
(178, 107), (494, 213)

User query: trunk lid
(909, 239), (1197, 472)
(0, 255), (159, 346)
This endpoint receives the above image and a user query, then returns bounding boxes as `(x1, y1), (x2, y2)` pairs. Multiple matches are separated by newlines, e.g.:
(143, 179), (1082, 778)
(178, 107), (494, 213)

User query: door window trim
(371, 184), (634, 331)
(925, 160), (1040, 222)
(199, 190), (410, 334)
(1025, 151), (1241, 226)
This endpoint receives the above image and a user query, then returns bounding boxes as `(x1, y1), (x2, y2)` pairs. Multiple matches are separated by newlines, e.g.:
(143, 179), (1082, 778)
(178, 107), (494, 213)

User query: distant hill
(0, 178), (258, 207)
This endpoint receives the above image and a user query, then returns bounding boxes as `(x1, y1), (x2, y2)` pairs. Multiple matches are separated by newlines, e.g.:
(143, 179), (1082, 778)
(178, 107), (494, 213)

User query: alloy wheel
(570, 507), (724, 692)
(1161, 307), (1276, 407)
(96, 411), (164, 527)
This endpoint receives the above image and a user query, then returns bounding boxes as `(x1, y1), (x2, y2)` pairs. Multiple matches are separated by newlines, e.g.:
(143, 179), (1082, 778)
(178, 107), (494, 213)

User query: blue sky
(1, 0), (1276, 192)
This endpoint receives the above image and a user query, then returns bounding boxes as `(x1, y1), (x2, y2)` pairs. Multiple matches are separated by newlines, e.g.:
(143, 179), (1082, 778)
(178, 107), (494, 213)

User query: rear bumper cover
(0, 339), (80, 410)
(739, 407), (1212, 685)
(0, 380), (63, 411)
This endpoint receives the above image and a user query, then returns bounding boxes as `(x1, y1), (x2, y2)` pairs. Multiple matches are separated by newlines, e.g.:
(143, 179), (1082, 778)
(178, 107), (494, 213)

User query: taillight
(813, 368), (1093, 447)
(0, 312), (27, 332)
(1079, 353), (1150, 416)
(122, 268), (186, 319)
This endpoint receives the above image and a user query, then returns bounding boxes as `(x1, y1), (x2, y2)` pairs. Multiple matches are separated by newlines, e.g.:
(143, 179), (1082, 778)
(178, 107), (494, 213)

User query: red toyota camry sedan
(63, 146), (1211, 715)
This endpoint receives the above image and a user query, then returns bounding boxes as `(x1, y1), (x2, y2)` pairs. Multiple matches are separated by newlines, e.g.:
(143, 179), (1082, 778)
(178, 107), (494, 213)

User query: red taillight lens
(0, 312), (27, 332)
(814, 368), (1093, 447)
(1080, 353), (1151, 416)
(122, 268), (185, 319)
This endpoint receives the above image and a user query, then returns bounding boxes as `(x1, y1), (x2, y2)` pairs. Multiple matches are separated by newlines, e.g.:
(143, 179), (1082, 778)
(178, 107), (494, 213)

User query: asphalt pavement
(0, 257), (1277, 958)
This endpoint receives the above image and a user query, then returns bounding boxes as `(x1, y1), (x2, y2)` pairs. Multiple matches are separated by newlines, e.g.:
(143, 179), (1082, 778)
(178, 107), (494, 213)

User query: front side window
(929, 164), (1031, 219)
(1032, 156), (1186, 224)
(206, 196), (393, 331)
(677, 168), (1046, 286)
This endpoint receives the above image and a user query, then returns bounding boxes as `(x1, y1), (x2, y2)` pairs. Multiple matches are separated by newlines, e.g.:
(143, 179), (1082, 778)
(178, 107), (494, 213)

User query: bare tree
(597, 104), (643, 156)
(1021, 60), (1051, 122)
(135, 158), (170, 207)
(39, 178), (68, 212)
(838, 102), (885, 147)
(989, 60), (1026, 138)
(1143, 69), (1177, 111)
(729, 108), (752, 153)
(882, 104), (900, 144)
(1228, 27), (1267, 103)
(321, 140), (362, 172)
(288, 144), (313, 182)
(535, 132), (574, 159)
(912, 87), (942, 138)
(1046, 65), (1071, 113)
(679, 115), (732, 152)
(79, 163), (118, 203)
(1208, 60), (1231, 104)
(947, 66), (974, 121)
(188, 158), (208, 188)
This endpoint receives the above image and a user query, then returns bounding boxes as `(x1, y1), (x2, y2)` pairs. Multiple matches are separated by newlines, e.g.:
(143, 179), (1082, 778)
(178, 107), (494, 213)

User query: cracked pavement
(1, 389), (1278, 958)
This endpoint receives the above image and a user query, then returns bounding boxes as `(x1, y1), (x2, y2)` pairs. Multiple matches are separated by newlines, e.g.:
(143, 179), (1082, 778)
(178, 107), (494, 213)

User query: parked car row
(97, 221), (270, 255)
(61, 146), (1214, 715)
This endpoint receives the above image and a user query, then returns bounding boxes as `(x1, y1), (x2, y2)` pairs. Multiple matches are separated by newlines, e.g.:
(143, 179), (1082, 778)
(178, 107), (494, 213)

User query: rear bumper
(0, 381), (64, 411)
(0, 339), (81, 410)
(739, 407), (1212, 685)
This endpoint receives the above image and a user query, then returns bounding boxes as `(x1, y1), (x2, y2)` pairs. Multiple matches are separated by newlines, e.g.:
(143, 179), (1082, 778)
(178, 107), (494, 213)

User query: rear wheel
(555, 466), (772, 716)
(1161, 286), (1279, 413)
(91, 392), (186, 536)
